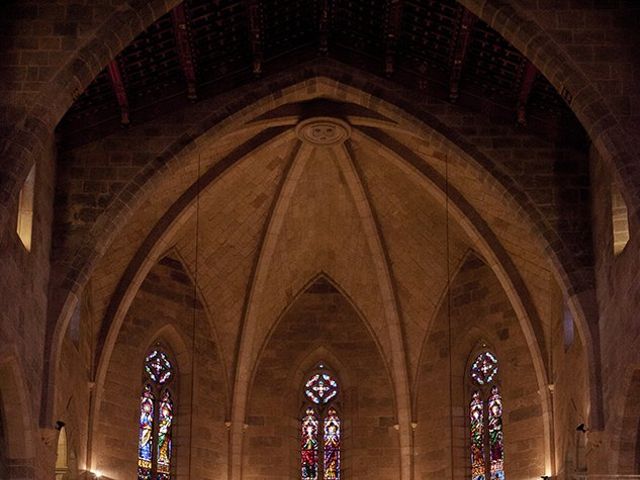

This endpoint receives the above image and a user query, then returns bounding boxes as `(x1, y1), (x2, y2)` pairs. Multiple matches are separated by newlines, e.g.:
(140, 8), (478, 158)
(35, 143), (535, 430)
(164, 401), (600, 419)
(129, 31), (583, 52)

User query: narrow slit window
(611, 178), (630, 255)
(16, 165), (35, 251)
(55, 426), (69, 479)
(563, 300), (575, 350)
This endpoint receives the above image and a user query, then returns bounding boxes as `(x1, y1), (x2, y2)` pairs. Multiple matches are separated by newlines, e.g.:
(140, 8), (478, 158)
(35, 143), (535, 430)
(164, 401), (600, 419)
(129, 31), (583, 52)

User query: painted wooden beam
(517, 60), (538, 126)
(107, 59), (130, 126)
(171, 3), (198, 101)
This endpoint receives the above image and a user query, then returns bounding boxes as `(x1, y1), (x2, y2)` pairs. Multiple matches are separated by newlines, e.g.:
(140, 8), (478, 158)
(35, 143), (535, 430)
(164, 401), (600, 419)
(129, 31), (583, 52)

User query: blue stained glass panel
(137, 385), (154, 480)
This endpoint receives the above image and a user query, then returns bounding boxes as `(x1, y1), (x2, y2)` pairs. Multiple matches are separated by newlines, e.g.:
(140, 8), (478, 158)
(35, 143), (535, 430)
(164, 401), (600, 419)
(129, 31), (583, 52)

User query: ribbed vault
(48, 78), (600, 479)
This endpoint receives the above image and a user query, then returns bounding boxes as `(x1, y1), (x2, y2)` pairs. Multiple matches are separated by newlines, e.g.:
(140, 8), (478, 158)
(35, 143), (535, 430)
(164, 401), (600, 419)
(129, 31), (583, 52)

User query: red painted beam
(247, 0), (263, 77)
(107, 59), (130, 126)
(449, 7), (477, 102)
(517, 60), (538, 126)
(319, 0), (330, 55)
(384, 0), (403, 77)
(171, 4), (198, 101)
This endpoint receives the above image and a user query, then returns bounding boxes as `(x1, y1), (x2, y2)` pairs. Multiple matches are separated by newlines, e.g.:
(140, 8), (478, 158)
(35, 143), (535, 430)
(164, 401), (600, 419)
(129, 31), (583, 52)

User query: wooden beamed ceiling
(59, 0), (587, 148)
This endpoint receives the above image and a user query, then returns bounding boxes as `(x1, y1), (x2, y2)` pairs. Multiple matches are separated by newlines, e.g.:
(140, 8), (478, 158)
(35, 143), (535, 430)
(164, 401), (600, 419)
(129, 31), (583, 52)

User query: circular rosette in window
(470, 351), (498, 385)
(304, 373), (339, 404)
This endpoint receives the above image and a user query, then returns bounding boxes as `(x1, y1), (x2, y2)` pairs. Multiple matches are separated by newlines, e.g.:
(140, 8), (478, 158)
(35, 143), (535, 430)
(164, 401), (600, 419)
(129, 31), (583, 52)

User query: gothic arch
(244, 272), (398, 480)
(1, 0), (633, 237)
(288, 346), (353, 399)
(39, 76), (602, 480)
(91, 323), (188, 477)
(43, 127), (294, 424)
(414, 264), (549, 479)
(249, 273), (395, 416)
(457, 0), (639, 231)
(412, 247), (479, 399)
(0, 0), (182, 223)
(241, 272), (401, 468)
(88, 254), (231, 473)
(45, 74), (597, 425)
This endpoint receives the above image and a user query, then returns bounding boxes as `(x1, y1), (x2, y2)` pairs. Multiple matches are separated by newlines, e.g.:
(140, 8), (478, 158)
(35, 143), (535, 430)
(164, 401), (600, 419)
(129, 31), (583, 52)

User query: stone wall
(244, 278), (400, 480)
(589, 145), (640, 474)
(1, 1), (640, 479)
(92, 255), (228, 480)
(0, 134), (56, 478)
(414, 253), (547, 480)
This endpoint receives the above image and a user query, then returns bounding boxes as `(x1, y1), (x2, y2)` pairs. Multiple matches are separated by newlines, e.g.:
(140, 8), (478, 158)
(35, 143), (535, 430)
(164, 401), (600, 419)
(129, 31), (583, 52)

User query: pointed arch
(39, 74), (601, 480)
(88, 248), (231, 472)
(136, 327), (186, 480)
(244, 270), (397, 480)
(412, 248), (480, 407)
(137, 344), (177, 480)
(298, 361), (343, 480)
(46, 127), (293, 426)
(231, 136), (412, 479)
(45, 75), (600, 438)
(249, 271), (395, 417)
(16, 164), (35, 252)
(55, 426), (69, 479)
(466, 348), (505, 480)
(333, 141), (412, 476)
(354, 128), (555, 473)
(289, 344), (352, 396)
(413, 253), (545, 480)
(148, 248), (231, 411)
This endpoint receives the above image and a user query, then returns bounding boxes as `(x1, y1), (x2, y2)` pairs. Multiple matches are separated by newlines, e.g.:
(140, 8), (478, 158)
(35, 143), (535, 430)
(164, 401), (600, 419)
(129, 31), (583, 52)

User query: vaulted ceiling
(57, 0), (587, 149)
(86, 91), (562, 399)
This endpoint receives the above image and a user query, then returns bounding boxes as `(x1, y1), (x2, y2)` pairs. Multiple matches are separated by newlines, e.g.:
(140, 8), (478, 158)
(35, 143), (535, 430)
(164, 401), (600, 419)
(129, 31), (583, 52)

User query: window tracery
(138, 347), (175, 480)
(469, 350), (505, 480)
(301, 364), (341, 480)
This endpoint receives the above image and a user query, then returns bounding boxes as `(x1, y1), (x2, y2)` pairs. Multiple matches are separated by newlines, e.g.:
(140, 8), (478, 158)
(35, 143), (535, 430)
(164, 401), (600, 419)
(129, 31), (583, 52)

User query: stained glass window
(305, 373), (338, 405)
(470, 351), (498, 385)
(301, 367), (341, 480)
(137, 348), (175, 480)
(138, 385), (154, 480)
(323, 408), (341, 480)
(301, 408), (319, 480)
(468, 351), (505, 480)
(145, 350), (173, 384)
(488, 387), (504, 480)
(470, 391), (485, 480)
(156, 390), (174, 480)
